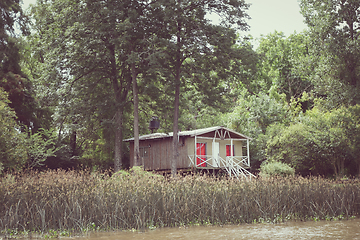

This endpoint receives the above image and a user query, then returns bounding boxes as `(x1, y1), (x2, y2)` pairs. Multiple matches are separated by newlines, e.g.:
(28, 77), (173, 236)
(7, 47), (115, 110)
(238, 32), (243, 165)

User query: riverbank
(1, 168), (360, 238)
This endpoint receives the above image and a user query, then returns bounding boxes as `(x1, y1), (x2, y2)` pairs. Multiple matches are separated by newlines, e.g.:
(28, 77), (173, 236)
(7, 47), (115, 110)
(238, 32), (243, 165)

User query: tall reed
(1, 168), (359, 235)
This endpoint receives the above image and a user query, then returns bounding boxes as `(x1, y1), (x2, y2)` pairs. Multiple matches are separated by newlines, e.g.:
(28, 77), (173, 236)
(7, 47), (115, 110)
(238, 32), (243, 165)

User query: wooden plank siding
(129, 136), (189, 170)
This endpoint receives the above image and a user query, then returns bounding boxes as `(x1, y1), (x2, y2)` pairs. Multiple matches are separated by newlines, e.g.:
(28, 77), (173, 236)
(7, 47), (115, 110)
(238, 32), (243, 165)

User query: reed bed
(1, 168), (360, 236)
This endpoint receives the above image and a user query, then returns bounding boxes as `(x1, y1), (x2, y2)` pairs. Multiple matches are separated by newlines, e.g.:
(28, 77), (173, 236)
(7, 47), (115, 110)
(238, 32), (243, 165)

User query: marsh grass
(1, 167), (360, 237)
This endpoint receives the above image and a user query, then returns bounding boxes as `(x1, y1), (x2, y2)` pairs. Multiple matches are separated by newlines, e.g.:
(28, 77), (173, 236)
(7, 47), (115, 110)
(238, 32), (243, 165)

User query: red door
(196, 143), (207, 167)
(226, 145), (235, 157)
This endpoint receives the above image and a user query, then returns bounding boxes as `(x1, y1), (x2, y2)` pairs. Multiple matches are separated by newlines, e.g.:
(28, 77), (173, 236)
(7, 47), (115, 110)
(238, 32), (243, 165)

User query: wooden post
(212, 133), (216, 168)
(230, 138), (234, 173)
(194, 135), (197, 167)
(247, 139), (250, 167)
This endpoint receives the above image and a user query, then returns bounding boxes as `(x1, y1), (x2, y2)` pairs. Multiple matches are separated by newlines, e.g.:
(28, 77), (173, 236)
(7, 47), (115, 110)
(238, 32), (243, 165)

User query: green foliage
(266, 123), (320, 175)
(300, 0), (360, 106)
(256, 31), (313, 102)
(0, 0), (28, 75)
(0, 88), (63, 173)
(178, 85), (225, 130)
(26, 0), (252, 171)
(26, 129), (58, 168)
(0, 0), (45, 133)
(302, 105), (360, 176)
(0, 88), (28, 172)
(259, 161), (295, 178)
(223, 91), (290, 136)
(0, 72), (47, 132)
(222, 91), (291, 169)
(28, 0), (141, 169)
(114, 166), (164, 181)
(266, 104), (360, 176)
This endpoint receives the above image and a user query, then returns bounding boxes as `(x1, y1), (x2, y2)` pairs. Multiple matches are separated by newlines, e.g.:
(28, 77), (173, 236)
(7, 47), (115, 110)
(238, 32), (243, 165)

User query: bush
(266, 105), (360, 177)
(259, 161), (295, 177)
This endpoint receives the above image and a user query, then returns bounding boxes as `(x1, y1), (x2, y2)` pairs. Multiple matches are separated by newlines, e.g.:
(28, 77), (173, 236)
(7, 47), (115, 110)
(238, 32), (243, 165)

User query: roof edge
(124, 126), (252, 142)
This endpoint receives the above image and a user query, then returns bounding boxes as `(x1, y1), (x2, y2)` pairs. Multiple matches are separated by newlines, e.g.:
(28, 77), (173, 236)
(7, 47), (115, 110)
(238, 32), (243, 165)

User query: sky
(245, 0), (307, 39)
(21, 0), (308, 43)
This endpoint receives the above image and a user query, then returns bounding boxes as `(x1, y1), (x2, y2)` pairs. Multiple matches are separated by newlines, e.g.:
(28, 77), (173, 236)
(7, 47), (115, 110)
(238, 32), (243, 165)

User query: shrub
(259, 161), (295, 177)
(266, 105), (360, 177)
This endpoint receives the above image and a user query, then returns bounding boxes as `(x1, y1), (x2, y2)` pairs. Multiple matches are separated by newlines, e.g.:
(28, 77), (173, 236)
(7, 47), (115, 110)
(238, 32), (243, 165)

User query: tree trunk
(108, 43), (129, 172)
(171, 18), (182, 178)
(333, 160), (338, 177)
(70, 129), (77, 157)
(114, 109), (123, 171)
(131, 62), (141, 167)
(172, 81), (180, 177)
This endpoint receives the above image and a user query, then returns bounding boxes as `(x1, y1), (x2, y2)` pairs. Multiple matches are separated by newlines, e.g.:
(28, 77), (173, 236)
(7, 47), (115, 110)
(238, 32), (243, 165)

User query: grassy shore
(1, 167), (360, 238)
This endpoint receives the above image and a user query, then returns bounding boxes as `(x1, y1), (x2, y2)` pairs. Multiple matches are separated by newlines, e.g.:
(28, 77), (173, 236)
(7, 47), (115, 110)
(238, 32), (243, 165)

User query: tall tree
(0, 0), (47, 133)
(30, 0), (170, 170)
(256, 31), (313, 103)
(30, 0), (136, 170)
(300, 0), (360, 106)
(125, 1), (164, 167)
(1, 0), (28, 73)
(155, 0), (250, 177)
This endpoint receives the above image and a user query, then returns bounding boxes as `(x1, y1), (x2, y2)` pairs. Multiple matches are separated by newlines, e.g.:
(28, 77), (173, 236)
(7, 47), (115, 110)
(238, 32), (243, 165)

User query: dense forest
(1, 0), (359, 177)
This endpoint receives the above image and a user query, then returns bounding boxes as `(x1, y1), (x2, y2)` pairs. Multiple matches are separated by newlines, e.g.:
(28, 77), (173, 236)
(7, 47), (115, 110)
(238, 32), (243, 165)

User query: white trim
(124, 126), (251, 142)
(195, 136), (245, 141)
(194, 135), (197, 163)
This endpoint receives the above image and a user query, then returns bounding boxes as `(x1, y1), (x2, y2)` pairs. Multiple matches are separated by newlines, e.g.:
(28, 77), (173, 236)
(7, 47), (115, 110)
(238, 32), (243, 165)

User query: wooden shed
(124, 126), (255, 178)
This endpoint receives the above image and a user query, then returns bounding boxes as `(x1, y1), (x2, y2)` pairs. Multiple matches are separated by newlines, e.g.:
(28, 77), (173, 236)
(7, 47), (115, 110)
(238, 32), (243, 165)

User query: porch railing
(188, 155), (255, 180)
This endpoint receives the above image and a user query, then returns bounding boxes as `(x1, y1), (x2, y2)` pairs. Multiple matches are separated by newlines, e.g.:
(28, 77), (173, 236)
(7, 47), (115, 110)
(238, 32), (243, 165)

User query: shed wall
(129, 137), (189, 170)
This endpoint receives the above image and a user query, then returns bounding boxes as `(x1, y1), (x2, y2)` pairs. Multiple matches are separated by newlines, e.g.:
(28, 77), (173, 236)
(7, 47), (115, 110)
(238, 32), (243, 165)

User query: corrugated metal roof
(123, 126), (251, 142)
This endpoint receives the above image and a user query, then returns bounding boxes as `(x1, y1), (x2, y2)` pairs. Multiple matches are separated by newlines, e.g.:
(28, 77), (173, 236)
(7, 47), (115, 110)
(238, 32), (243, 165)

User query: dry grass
(1, 167), (360, 236)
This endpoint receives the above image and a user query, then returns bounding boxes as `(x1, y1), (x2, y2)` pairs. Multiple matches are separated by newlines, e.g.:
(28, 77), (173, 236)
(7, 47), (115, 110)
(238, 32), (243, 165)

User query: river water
(75, 219), (360, 240)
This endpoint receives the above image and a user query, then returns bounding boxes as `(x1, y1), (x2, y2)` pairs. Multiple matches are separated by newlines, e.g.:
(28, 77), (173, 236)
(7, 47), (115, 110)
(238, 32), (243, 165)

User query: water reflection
(75, 219), (360, 240)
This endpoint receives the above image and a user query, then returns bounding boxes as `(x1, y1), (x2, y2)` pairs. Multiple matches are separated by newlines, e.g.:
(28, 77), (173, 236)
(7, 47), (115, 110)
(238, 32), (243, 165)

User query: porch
(187, 127), (256, 179)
